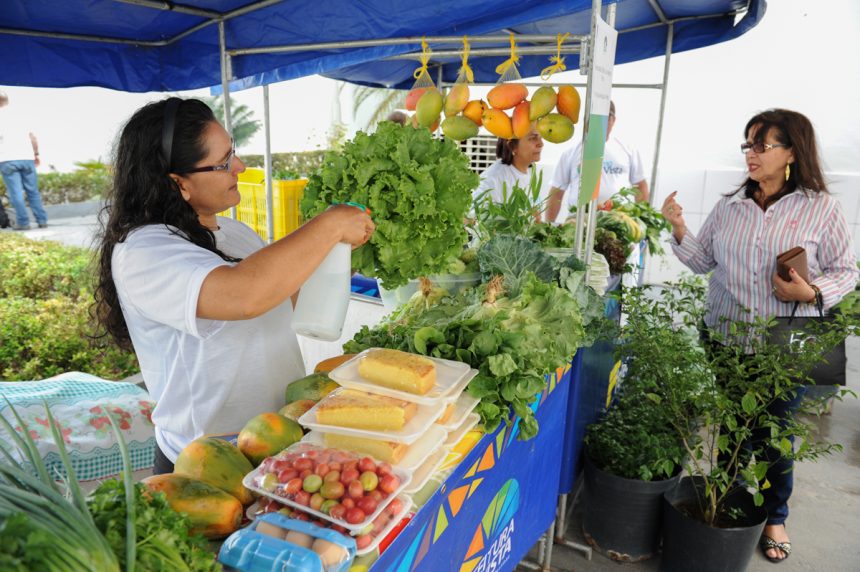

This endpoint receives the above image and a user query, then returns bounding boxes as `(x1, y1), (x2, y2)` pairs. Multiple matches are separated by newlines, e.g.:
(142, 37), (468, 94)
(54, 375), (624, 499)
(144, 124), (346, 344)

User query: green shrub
(0, 296), (139, 381)
(242, 150), (326, 177)
(0, 169), (111, 206)
(0, 234), (93, 299)
(0, 234), (139, 381)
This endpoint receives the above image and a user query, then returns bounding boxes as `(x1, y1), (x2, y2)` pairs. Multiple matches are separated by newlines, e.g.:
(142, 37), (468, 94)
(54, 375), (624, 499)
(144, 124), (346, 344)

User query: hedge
(0, 233), (139, 381)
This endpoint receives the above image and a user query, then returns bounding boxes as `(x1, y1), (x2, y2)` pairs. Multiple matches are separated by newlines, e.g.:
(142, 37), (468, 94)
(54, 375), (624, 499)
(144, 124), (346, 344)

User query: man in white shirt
(545, 101), (649, 223)
(0, 91), (48, 230)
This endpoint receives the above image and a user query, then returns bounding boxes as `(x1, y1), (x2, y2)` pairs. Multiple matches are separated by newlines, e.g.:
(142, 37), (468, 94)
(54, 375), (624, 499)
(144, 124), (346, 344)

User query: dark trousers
(720, 388), (806, 525)
(153, 443), (174, 475)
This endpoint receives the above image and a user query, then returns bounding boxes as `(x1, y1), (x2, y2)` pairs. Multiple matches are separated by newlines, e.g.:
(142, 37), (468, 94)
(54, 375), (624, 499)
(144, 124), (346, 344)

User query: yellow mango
(537, 113), (574, 144)
(416, 88), (443, 128)
(482, 108), (513, 139)
(441, 116), (479, 141)
(487, 84), (528, 110)
(463, 100), (487, 126)
(511, 101), (532, 139)
(529, 86), (557, 121)
(556, 85), (581, 123)
(444, 84), (470, 117)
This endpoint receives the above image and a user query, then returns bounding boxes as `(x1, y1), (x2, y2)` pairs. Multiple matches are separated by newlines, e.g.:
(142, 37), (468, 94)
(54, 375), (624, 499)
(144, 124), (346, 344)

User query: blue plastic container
(218, 513), (356, 572)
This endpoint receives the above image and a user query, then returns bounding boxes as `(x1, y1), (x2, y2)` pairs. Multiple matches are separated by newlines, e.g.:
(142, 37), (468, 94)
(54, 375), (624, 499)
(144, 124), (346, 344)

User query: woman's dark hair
(731, 108), (827, 209)
(495, 138), (519, 165)
(94, 98), (239, 348)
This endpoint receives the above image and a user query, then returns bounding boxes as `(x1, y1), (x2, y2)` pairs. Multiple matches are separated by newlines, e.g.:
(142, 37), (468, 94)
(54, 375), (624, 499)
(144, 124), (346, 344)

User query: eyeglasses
(740, 142), (789, 154)
(182, 142), (236, 174)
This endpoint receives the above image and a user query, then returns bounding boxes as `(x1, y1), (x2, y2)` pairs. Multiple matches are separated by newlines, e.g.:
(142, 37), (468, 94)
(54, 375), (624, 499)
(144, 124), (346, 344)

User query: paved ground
(14, 211), (860, 572)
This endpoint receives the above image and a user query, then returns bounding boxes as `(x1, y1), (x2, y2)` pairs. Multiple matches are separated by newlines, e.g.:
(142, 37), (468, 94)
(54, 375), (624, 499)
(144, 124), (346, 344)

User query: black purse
(767, 300), (846, 386)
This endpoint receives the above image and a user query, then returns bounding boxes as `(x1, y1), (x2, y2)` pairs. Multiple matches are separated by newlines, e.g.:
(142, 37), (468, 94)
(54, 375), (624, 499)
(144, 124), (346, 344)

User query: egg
(284, 530), (314, 549)
(311, 538), (348, 567)
(255, 521), (286, 539)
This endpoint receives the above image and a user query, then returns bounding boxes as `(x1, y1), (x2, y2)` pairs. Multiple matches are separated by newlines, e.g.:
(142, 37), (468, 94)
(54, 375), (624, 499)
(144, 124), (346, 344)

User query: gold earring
(785, 164), (791, 181)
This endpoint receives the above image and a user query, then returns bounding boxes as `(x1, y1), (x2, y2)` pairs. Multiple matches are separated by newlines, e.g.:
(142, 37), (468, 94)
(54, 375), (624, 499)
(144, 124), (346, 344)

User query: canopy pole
(649, 22), (674, 204)
(218, 20), (237, 218)
(263, 84), (275, 243)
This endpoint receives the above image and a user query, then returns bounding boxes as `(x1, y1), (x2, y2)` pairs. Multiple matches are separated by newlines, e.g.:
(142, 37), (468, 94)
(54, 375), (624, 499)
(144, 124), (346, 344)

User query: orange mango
(487, 84), (528, 110)
(511, 101), (532, 139)
(444, 84), (470, 117)
(529, 86), (557, 121)
(405, 87), (430, 111)
(482, 108), (514, 139)
(463, 100), (488, 125)
(556, 85), (581, 123)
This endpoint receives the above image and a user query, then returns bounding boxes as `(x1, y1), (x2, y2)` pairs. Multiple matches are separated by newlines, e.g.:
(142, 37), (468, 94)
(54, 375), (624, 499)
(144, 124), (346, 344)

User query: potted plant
(581, 279), (710, 561)
(658, 281), (856, 572)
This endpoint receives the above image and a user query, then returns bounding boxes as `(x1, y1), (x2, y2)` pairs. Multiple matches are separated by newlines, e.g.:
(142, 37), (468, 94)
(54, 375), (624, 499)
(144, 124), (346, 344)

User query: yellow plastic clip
(540, 33), (570, 80)
(494, 33), (520, 77)
(413, 37), (432, 80)
(458, 36), (475, 84)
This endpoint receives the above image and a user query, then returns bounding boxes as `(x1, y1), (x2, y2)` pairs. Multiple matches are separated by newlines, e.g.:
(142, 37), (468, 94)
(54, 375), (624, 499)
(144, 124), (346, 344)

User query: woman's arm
(663, 191), (718, 274)
(197, 206), (373, 320)
(809, 202), (859, 309)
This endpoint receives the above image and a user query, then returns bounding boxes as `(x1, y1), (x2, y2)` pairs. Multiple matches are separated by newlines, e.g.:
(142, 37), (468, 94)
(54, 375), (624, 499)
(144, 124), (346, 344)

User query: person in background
(0, 91), (48, 230)
(473, 128), (544, 206)
(662, 108), (858, 563)
(94, 98), (374, 475)
(385, 111), (409, 126)
(545, 100), (648, 223)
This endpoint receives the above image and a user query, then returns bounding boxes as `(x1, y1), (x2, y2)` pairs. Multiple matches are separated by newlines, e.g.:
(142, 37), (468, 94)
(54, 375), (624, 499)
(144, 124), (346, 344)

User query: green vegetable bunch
(301, 122), (479, 288)
(611, 187), (671, 255)
(471, 169), (545, 241)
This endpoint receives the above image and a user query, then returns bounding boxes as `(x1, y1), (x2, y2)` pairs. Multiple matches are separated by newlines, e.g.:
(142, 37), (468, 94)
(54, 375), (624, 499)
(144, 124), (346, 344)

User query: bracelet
(808, 284), (822, 307)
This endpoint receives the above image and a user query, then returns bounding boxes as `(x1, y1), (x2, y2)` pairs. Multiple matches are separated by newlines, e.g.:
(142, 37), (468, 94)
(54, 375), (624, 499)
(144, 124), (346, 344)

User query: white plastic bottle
(291, 242), (352, 341)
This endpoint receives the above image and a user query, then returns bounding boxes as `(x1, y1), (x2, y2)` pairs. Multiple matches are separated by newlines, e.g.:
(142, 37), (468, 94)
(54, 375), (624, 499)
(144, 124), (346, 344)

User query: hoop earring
(785, 164), (790, 181)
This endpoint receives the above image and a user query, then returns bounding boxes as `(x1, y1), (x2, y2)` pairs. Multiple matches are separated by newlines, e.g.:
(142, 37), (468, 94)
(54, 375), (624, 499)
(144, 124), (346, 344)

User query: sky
(1, 0), (859, 180)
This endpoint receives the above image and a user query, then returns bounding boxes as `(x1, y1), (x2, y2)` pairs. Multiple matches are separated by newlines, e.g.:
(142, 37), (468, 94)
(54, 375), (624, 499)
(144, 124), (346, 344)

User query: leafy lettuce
(301, 122), (479, 288)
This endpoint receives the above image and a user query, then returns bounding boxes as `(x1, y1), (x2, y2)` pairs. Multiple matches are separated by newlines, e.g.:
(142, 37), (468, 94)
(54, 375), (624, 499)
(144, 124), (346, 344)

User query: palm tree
(350, 84), (405, 130)
(202, 96), (261, 148)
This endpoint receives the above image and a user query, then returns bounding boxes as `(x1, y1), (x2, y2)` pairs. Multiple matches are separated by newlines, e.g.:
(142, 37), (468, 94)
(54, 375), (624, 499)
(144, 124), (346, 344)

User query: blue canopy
(1, 0), (765, 92)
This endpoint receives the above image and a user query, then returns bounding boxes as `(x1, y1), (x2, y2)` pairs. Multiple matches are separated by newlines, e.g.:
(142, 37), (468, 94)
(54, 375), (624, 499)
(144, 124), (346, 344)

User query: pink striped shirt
(672, 189), (858, 336)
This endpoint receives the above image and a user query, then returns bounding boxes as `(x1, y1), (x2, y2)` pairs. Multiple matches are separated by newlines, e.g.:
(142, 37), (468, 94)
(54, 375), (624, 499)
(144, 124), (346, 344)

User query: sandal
(760, 534), (792, 563)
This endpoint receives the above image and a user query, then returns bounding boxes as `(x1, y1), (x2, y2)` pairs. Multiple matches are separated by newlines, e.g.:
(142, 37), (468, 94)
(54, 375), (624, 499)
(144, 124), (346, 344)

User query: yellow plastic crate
(219, 178), (307, 242)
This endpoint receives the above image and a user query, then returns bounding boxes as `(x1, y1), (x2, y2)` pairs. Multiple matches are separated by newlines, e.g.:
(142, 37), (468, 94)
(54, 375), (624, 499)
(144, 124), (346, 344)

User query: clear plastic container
(378, 273), (481, 311)
(302, 425), (447, 472)
(292, 243), (351, 341)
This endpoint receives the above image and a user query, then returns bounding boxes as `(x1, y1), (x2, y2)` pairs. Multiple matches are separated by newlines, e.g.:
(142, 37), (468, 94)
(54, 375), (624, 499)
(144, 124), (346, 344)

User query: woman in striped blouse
(662, 109), (858, 563)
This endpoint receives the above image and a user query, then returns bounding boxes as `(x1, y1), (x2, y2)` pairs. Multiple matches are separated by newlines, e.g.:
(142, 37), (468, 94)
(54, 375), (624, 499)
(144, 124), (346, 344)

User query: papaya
(511, 101), (532, 139)
(142, 474), (243, 538)
(416, 88), (443, 128)
(444, 84), (470, 117)
(537, 113), (574, 144)
(462, 100), (487, 126)
(279, 399), (316, 423)
(441, 116), (479, 141)
(314, 354), (356, 374)
(482, 108), (513, 139)
(174, 436), (255, 505)
(487, 84), (528, 110)
(529, 86), (557, 121)
(405, 87), (430, 111)
(556, 85), (581, 123)
(285, 373), (339, 404)
(238, 412), (303, 466)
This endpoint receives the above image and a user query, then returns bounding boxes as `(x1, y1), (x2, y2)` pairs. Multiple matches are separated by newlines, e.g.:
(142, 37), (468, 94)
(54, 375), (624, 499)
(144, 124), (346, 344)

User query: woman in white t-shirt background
(473, 128), (544, 206)
(94, 98), (374, 474)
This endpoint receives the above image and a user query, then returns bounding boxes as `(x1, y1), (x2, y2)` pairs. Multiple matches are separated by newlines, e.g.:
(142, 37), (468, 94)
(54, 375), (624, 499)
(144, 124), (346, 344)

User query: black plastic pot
(582, 454), (681, 562)
(660, 477), (767, 572)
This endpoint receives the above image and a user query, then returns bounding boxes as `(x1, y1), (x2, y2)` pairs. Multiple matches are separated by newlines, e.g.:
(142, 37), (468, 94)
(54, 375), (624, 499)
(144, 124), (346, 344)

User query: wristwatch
(807, 284), (822, 306)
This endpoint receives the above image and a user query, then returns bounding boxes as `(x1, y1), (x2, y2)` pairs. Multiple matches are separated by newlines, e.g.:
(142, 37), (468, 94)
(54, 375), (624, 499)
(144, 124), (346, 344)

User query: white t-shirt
(473, 160), (534, 204)
(0, 109), (35, 162)
(551, 137), (646, 221)
(112, 216), (305, 461)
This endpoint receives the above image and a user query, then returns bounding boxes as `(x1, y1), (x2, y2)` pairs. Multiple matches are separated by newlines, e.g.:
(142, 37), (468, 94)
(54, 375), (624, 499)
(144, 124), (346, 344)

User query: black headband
(161, 97), (182, 170)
